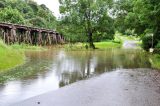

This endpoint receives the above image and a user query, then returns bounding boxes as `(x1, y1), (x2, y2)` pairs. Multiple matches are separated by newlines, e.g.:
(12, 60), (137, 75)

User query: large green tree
(59, 0), (114, 49)
(133, 0), (160, 42)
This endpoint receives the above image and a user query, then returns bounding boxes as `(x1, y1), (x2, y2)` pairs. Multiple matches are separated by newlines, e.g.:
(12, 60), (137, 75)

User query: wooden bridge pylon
(0, 22), (65, 45)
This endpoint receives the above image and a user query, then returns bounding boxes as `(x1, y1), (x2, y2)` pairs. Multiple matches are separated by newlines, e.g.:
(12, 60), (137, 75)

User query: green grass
(0, 40), (25, 71)
(149, 54), (160, 70)
(11, 43), (46, 51)
(65, 40), (122, 50)
(0, 40), (46, 71)
(94, 41), (121, 49)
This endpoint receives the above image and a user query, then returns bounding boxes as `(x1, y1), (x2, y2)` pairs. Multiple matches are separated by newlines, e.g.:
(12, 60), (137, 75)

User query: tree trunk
(88, 31), (95, 49)
(153, 21), (160, 47)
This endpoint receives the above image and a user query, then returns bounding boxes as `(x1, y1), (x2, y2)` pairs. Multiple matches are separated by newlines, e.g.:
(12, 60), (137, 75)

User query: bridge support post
(38, 31), (42, 45)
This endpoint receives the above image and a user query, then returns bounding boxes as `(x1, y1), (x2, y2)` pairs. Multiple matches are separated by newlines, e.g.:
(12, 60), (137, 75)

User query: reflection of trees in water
(94, 50), (151, 73)
(59, 71), (83, 87)
(53, 50), (151, 87)
(58, 51), (97, 87)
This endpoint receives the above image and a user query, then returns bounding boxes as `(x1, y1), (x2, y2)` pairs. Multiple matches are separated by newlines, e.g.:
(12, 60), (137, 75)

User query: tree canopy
(113, 0), (160, 50)
(0, 0), (160, 50)
(0, 0), (56, 29)
(58, 0), (115, 48)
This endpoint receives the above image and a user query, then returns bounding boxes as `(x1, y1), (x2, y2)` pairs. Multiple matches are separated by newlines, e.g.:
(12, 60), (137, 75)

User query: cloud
(34, 0), (60, 18)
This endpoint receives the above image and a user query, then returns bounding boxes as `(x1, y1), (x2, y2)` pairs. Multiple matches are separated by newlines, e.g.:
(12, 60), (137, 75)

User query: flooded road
(13, 69), (160, 106)
(0, 48), (158, 106)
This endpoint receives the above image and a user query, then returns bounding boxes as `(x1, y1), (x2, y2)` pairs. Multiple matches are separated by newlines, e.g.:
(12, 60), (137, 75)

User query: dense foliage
(0, 0), (56, 29)
(58, 0), (115, 48)
(0, 0), (160, 50)
(113, 0), (160, 50)
(58, 0), (160, 49)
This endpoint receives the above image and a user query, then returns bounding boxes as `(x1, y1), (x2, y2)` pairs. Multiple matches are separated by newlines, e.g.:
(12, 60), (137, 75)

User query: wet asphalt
(13, 69), (160, 106)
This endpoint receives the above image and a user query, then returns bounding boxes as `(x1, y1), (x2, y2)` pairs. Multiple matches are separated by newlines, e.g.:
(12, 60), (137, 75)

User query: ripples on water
(0, 49), (151, 105)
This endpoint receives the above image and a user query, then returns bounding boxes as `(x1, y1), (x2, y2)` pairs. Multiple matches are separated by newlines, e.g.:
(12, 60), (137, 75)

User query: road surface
(123, 40), (139, 49)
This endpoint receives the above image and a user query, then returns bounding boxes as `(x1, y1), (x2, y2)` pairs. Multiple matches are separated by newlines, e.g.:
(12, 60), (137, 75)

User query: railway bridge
(0, 22), (64, 45)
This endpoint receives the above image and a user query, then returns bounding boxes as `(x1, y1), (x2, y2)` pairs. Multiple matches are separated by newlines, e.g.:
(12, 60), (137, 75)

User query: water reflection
(0, 49), (151, 105)
(53, 49), (151, 87)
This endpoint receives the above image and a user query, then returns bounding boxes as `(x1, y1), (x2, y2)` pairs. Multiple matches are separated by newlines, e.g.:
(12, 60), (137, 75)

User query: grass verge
(11, 43), (46, 51)
(149, 54), (160, 70)
(0, 40), (46, 72)
(0, 40), (25, 71)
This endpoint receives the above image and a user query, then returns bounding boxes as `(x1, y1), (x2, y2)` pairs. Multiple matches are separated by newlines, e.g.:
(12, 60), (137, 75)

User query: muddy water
(0, 49), (151, 106)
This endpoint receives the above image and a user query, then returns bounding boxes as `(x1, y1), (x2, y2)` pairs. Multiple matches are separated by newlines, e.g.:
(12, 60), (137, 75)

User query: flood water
(0, 48), (151, 106)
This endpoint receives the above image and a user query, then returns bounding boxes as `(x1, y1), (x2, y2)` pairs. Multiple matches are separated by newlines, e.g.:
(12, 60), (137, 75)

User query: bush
(155, 41), (160, 48)
(142, 35), (153, 51)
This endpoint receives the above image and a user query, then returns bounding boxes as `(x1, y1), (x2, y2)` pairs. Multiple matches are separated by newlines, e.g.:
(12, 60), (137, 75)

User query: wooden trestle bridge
(0, 22), (64, 45)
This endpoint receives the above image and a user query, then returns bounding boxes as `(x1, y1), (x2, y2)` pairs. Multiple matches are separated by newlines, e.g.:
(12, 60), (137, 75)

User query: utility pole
(152, 34), (153, 48)
(150, 34), (154, 53)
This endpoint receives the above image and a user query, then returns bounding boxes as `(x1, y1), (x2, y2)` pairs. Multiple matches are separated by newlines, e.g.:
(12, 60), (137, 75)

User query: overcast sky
(34, 0), (60, 18)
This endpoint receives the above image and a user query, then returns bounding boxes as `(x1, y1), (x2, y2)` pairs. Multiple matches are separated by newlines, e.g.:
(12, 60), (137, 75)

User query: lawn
(94, 41), (121, 49)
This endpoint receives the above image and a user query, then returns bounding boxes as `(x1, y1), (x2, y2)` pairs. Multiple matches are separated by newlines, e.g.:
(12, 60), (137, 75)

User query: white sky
(34, 0), (60, 18)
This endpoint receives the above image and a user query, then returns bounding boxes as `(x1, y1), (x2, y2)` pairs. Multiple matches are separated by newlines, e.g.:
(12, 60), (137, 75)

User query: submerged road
(13, 69), (160, 106)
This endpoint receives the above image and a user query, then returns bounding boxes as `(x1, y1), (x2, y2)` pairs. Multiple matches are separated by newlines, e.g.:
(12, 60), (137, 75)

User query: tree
(113, 0), (160, 50)
(59, 0), (114, 49)
(0, 1), (5, 8)
(0, 7), (25, 24)
(0, 0), (57, 29)
(113, 0), (134, 34)
(133, 0), (160, 46)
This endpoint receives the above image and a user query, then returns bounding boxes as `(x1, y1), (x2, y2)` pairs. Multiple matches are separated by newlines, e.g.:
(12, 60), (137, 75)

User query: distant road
(123, 40), (139, 49)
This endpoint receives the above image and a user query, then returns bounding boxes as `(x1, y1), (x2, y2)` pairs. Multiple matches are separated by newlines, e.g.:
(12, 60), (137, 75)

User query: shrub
(155, 41), (160, 48)
(142, 34), (153, 51)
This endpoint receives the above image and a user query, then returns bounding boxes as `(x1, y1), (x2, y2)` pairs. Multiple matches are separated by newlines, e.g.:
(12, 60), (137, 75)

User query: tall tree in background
(59, 0), (114, 49)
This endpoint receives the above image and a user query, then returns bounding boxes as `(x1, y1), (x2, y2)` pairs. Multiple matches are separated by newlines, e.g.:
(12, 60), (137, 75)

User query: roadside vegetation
(149, 54), (160, 70)
(11, 43), (46, 51)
